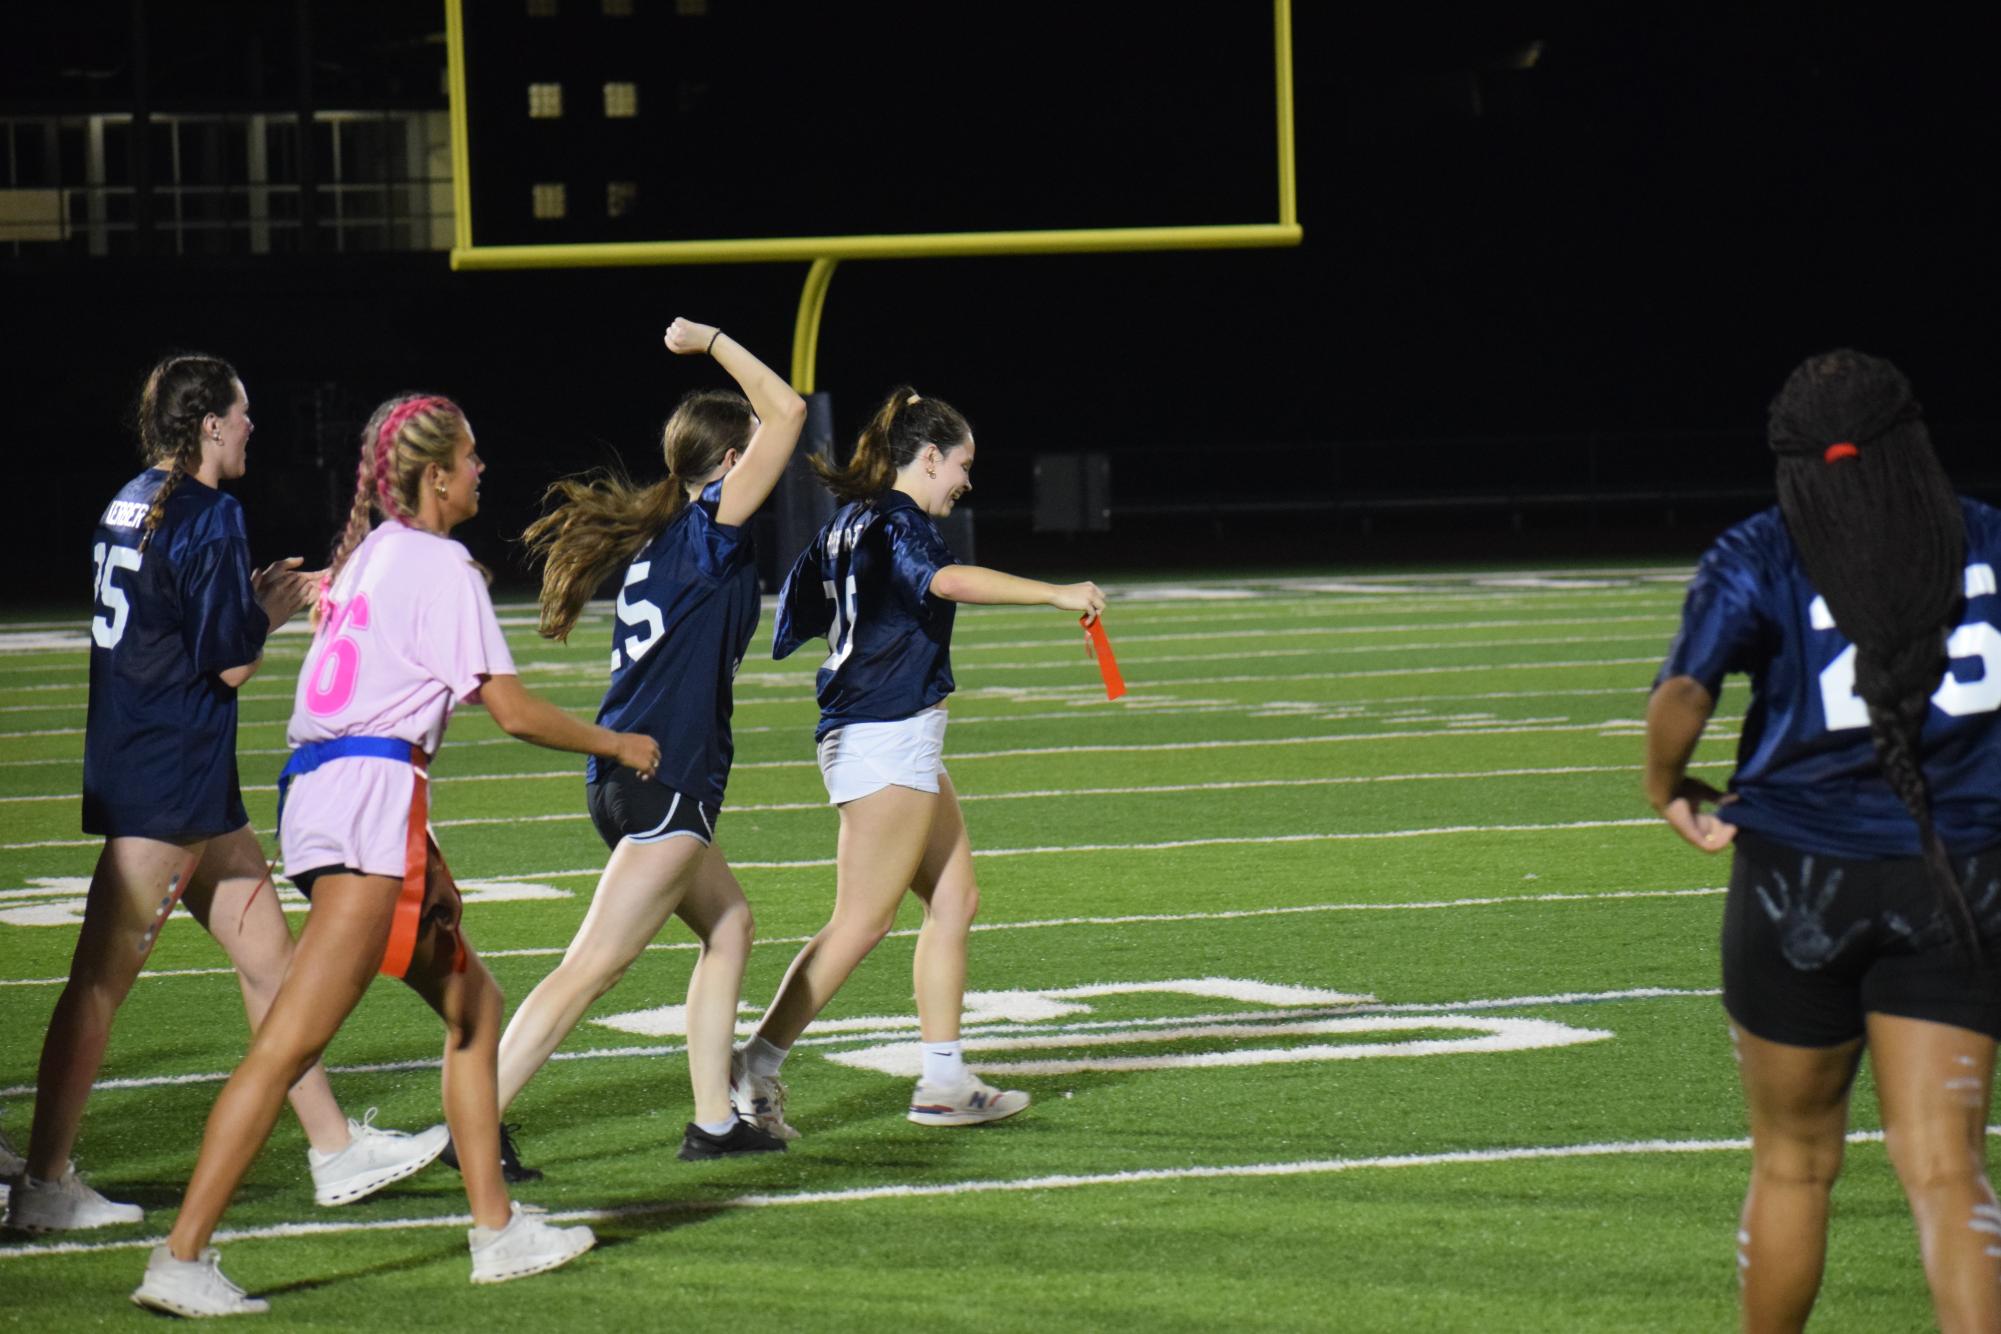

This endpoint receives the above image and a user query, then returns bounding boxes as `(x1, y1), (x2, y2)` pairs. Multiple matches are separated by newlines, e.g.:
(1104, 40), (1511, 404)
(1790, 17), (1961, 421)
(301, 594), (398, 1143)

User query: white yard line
(0, 887), (1726, 988)
(13, 1128), (1958, 1265)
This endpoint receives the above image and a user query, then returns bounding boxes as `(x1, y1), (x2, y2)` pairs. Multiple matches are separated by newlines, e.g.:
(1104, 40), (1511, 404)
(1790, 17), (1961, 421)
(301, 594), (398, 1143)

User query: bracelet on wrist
(706, 329), (723, 355)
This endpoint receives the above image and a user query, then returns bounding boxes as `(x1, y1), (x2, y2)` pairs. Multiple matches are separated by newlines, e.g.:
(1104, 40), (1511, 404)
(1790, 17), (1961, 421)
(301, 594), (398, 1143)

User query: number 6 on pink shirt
(305, 594), (371, 716)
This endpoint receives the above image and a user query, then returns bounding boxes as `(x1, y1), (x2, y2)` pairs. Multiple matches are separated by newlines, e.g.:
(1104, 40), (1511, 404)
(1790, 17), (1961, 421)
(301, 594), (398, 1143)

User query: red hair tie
(1823, 442), (1859, 463)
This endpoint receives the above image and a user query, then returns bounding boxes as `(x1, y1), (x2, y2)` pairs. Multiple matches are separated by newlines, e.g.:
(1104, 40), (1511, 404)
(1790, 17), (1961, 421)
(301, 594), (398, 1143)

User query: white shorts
(816, 706), (949, 805)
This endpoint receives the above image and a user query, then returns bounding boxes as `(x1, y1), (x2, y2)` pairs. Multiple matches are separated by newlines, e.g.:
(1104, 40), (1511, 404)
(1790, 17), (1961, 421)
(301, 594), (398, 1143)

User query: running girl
(734, 387), (1104, 1135)
(9, 355), (442, 1234)
(132, 394), (658, 1317)
(498, 317), (805, 1166)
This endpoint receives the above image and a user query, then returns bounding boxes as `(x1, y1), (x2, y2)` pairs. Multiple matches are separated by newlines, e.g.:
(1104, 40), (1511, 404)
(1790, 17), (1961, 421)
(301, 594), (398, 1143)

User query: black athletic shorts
(1722, 830), (2001, 1046)
(585, 765), (718, 852)
(290, 864), (363, 899)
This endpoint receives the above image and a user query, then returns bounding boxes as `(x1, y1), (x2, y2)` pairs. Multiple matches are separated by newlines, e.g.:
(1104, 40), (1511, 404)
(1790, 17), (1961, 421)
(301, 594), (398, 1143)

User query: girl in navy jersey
(734, 387), (1103, 1135)
(8, 356), (442, 1236)
(1647, 349), (2001, 1332)
(501, 318), (805, 1164)
(132, 394), (657, 1316)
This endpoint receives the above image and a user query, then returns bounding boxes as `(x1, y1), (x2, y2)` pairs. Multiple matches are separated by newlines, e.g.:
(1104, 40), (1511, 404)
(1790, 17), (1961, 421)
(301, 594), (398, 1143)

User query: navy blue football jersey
(83, 469), (267, 840)
(772, 489), (958, 739)
(588, 480), (759, 803)
(1659, 498), (2001, 857)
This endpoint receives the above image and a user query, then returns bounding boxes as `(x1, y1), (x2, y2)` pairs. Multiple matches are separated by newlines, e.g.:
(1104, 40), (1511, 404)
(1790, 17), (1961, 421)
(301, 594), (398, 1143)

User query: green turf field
(0, 569), (1961, 1329)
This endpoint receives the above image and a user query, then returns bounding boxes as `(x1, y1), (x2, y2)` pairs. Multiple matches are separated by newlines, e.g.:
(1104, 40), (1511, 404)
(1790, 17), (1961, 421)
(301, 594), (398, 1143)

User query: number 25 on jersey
(91, 542), (142, 649)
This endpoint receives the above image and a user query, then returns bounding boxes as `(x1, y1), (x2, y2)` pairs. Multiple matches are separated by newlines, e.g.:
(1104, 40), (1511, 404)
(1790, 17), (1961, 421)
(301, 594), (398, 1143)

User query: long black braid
(1768, 349), (1977, 955)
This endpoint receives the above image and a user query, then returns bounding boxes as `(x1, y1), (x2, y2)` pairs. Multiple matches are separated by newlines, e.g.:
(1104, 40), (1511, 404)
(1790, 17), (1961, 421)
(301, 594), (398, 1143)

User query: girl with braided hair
(132, 394), (659, 1316)
(731, 385), (1104, 1137)
(1646, 349), (2001, 1331)
(9, 356), (443, 1237)
(496, 318), (804, 1168)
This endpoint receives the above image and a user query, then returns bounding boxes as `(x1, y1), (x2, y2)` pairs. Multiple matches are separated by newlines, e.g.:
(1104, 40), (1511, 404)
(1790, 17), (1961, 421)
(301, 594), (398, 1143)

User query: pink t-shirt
(287, 521), (515, 757)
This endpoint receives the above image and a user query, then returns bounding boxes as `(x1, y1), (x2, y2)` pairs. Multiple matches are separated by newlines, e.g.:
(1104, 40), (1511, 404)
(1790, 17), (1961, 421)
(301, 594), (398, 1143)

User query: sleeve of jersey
(180, 530), (269, 676)
(414, 553), (517, 705)
(1658, 539), (1766, 694)
(691, 482), (746, 581)
(771, 539), (831, 661)
(882, 512), (954, 614)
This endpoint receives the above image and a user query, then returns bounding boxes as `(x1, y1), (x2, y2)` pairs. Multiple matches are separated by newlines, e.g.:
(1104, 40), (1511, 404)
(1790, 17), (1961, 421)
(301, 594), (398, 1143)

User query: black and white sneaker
(677, 1118), (788, 1162)
(439, 1123), (543, 1184)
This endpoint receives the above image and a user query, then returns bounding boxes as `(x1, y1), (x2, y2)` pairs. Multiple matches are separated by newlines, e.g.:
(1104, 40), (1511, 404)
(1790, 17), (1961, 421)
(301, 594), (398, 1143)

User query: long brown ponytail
(522, 388), (753, 641)
(811, 386), (970, 504)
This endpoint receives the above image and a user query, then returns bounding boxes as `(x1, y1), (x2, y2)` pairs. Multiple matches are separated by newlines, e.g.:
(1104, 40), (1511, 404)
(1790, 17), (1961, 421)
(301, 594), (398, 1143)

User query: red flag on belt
(1082, 615), (1126, 700)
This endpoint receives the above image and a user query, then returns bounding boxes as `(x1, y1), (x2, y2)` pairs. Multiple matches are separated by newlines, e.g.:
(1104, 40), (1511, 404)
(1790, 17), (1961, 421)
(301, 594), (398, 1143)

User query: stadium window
(531, 183), (567, 220)
(602, 0), (634, 14)
(528, 83), (564, 118)
(603, 82), (639, 118)
(607, 181), (638, 218)
(526, 0), (558, 15)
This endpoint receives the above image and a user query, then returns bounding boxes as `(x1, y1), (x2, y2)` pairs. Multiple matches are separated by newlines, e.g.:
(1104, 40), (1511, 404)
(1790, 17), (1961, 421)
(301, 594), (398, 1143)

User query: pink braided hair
(317, 394), (452, 618)
(373, 395), (450, 517)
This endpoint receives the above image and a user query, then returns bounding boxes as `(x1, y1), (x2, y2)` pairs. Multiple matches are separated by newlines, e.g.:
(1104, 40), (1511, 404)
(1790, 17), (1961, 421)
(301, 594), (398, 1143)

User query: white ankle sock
(921, 1040), (967, 1086)
(743, 1035), (789, 1077)
(696, 1117), (737, 1137)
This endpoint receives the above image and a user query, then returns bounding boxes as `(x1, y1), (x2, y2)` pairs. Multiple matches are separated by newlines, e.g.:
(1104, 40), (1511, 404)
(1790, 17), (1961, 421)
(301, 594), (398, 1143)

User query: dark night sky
(5, 5), (2000, 590)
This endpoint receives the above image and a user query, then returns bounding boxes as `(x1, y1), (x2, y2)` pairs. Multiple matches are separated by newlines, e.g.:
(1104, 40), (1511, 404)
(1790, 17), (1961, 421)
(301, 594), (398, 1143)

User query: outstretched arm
(1644, 674), (1736, 852)
(929, 565), (1106, 623)
(663, 317), (808, 528)
(477, 673), (661, 778)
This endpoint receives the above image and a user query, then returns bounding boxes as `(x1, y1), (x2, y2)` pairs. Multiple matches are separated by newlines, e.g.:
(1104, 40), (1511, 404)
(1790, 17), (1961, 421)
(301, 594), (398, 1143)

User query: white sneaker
(4, 1163), (144, 1231)
(132, 1243), (269, 1318)
(907, 1074), (1030, 1127)
(0, 1118), (23, 1209)
(468, 1202), (595, 1284)
(729, 1049), (800, 1141)
(309, 1110), (450, 1206)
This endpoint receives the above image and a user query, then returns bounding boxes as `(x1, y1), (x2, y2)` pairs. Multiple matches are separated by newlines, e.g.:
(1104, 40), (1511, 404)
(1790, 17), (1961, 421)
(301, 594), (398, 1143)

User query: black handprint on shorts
(1884, 857), (2001, 949)
(1755, 855), (1868, 971)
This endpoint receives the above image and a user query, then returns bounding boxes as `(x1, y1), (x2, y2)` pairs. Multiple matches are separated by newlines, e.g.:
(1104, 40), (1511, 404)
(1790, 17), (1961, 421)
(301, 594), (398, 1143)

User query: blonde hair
(522, 388), (752, 641)
(321, 394), (473, 609)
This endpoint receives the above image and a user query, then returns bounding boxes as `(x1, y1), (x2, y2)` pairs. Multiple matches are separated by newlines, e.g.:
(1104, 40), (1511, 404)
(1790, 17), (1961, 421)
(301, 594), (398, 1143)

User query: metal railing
(0, 110), (453, 256)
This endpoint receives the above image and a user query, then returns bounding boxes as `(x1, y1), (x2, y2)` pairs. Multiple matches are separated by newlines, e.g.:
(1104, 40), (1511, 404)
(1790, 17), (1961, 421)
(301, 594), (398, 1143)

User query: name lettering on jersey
(101, 500), (149, 530)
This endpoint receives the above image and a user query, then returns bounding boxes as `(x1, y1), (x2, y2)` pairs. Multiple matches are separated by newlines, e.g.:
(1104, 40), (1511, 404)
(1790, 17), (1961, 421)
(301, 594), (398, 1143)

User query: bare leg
(908, 775), (979, 1044)
(753, 784), (935, 1049)
(1731, 1022), (1863, 1334)
(165, 874), (396, 1259)
(673, 845), (755, 1125)
(1868, 1013), (2001, 1334)
(496, 835), (708, 1111)
(25, 836), (207, 1179)
(401, 924), (512, 1232)
(181, 825), (350, 1153)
